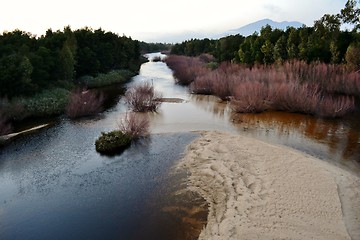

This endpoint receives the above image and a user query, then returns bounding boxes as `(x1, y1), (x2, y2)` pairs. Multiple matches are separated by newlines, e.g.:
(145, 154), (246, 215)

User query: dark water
(0, 122), (207, 240)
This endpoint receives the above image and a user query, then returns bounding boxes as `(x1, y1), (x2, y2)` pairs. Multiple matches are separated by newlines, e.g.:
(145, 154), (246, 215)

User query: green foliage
(95, 130), (132, 154)
(0, 27), (142, 99)
(0, 54), (36, 98)
(79, 70), (134, 88)
(273, 36), (288, 63)
(261, 40), (274, 64)
(206, 62), (219, 70)
(169, 1), (359, 67)
(340, 0), (360, 31)
(138, 41), (172, 53)
(16, 88), (70, 117)
(345, 43), (360, 70)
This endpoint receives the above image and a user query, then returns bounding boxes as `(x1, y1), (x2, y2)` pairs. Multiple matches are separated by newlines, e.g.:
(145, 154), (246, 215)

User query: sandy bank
(0, 124), (49, 142)
(177, 131), (360, 240)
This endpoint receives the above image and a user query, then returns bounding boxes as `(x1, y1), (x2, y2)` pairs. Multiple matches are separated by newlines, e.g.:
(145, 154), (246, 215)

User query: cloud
(264, 4), (283, 15)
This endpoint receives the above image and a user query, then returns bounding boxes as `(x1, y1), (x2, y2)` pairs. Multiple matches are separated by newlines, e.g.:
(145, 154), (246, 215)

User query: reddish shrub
(198, 53), (215, 63)
(230, 81), (269, 113)
(118, 112), (150, 139)
(124, 82), (162, 112)
(316, 95), (355, 118)
(165, 55), (208, 85)
(66, 88), (104, 118)
(167, 55), (359, 118)
(268, 82), (320, 114)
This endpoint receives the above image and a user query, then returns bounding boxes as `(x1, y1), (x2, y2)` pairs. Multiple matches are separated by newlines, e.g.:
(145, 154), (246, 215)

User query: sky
(0, 0), (348, 42)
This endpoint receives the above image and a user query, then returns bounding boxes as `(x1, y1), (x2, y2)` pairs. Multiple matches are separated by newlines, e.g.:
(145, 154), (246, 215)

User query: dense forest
(171, 0), (360, 69)
(0, 27), (145, 99)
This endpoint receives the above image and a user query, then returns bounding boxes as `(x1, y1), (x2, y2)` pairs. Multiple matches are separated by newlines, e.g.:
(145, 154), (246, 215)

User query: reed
(66, 88), (104, 118)
(118, 112), (149, 139)
(124, 82), (162, 112)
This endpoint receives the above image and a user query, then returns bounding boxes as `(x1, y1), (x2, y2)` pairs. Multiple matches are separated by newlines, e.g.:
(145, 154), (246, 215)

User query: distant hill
(220, 19), (305, 37)
(144, 19), (305, 43)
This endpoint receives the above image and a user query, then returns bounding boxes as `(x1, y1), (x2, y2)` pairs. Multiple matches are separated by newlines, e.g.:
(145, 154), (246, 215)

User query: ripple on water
(0, 129), (208, 240)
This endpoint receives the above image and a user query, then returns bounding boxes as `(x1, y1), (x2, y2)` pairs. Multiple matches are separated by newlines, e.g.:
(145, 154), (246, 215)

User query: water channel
(0, 52), (359, 239)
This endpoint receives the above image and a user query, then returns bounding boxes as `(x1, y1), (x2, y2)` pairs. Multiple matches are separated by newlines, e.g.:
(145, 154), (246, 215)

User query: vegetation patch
(124, 82), (162, 112)
(16, 88), (70, 118)
(79, 70), (134, 88)
(152, 56), (162, 62)
(166, 56), (358, 118)
(66, 88), (104, 119)
(95, 112), (150, 155)
(95, 130), (132, 154)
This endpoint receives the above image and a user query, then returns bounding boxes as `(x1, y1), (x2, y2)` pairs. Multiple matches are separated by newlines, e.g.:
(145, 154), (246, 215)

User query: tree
(238, 38), (254, 64)
(287, 28), (300, 59)
(0, 54), (35, 98)
(261, 40), (274, 64)
(273, 35), (288, 63)
(59, 41), (76, 81)
(345, 43), (360, 70)
(340, 0), (360, 31)
(330, 41), (341, 63)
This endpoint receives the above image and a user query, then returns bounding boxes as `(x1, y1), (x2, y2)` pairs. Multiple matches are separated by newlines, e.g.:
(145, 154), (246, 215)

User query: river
(0, 52), (359, 240)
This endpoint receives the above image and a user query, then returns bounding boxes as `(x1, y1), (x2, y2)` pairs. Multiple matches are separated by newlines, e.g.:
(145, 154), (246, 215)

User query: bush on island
(95, 130), (131, 154)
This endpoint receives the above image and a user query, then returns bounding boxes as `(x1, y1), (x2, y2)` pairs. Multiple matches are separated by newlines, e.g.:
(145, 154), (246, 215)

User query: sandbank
(177, 131), (360, 240)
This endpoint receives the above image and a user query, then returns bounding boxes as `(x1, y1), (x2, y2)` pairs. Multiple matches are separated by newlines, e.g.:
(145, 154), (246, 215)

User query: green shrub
(17, 88), (70, 117)
(80, 70), (134, 88)
(206, 62), (219, 70)
(95, 130), (132, 154)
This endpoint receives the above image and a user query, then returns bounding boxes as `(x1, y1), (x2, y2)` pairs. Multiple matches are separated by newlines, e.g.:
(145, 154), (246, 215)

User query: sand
(177, 131), (360, 240)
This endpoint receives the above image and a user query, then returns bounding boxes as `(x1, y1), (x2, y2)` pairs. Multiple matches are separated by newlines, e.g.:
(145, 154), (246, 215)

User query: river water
(0, 52), (359, 240)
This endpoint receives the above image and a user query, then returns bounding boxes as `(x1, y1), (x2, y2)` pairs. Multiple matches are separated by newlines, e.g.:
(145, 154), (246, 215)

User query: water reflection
(0, 128), (207, 240)
(230, 111), (360, 174)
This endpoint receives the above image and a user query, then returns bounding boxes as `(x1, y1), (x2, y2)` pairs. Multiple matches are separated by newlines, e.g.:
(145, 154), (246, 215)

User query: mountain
(220, 19), (305, 37)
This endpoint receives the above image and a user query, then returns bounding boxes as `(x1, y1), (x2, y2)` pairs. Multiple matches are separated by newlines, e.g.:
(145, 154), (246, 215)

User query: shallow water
(1, 52), (359, 239)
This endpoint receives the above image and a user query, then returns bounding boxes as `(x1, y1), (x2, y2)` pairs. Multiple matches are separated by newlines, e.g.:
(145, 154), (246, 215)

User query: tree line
(171, 0), (360, 69)
(0, 26), (143, 99)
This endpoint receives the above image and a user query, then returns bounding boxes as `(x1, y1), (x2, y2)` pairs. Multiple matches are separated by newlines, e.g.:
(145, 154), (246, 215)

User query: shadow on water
(0, 123), (207, 240)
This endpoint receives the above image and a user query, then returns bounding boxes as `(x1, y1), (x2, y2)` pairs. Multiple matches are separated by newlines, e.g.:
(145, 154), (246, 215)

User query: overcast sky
(1, 0), (348, 42)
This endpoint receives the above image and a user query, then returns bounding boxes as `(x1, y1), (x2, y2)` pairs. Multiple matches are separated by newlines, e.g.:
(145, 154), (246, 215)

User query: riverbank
(177, 131), (360, 240)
